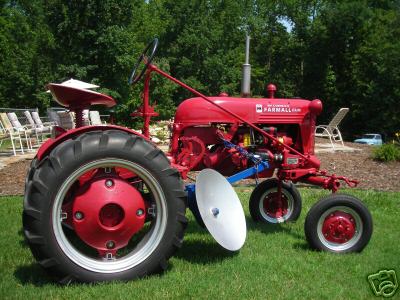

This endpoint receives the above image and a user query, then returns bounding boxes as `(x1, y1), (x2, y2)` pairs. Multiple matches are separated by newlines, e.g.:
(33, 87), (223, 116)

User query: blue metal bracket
(185, 161), (269, 191)
(226, 161), (269, 184)
(185, 183), (195, 197)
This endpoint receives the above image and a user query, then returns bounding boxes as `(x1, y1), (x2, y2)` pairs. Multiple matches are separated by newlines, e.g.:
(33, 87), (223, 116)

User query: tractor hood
(174, 96), (321, 125)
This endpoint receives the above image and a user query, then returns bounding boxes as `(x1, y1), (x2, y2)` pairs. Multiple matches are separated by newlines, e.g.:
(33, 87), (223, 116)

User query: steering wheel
(129, 38), (159, 85)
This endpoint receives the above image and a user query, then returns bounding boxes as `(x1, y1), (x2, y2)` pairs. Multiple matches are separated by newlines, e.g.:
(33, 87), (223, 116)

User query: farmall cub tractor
(23, 39), (372, 283)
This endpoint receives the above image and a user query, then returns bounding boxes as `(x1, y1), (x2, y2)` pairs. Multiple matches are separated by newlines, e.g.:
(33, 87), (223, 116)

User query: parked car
(354, 134), (383, 145)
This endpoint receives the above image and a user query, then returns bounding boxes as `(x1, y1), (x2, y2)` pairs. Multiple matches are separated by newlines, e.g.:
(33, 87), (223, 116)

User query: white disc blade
(196, 169), (246, 251)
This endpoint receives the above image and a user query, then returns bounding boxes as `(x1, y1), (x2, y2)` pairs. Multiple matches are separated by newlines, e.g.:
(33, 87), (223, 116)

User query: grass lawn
(0, 139), (16, 153)
(0, 188), (399, 299)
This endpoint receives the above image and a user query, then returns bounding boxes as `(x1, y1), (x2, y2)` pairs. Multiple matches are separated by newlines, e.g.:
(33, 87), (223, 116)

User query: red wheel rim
(317, 206), (363, 251)
(53, 159), (169, 273)
(72, 176), (146, 256)
(321, 211), (356, 244)
(259, 188), (294, 223)
(263, 192), (288, 218)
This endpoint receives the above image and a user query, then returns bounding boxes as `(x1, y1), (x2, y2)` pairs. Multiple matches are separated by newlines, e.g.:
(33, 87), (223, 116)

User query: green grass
(0, 139), (14, 152)
(1, 189), (399, 299)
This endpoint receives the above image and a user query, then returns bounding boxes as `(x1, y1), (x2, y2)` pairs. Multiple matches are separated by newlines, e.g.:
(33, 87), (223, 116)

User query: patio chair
(24, 111), (52, 142)
(83, 109), (90, 126)
(47, 108), (62, 126)
(7, 112), (36, 149)
(57, 111), (75, 130)
(89, 111), (106, 126)
(315, 107), (349, 149)
(0, 113), (26, 155)
(32, 111), (56, 129)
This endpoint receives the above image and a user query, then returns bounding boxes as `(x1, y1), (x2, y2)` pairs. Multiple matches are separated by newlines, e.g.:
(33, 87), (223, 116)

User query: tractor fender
(37, 125), (149, 161)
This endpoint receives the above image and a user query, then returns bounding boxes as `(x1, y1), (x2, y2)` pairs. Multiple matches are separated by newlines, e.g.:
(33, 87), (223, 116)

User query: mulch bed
(0, 159), (30, 196)
(0, 142), (398, 196)
(317, 144), (400, 192)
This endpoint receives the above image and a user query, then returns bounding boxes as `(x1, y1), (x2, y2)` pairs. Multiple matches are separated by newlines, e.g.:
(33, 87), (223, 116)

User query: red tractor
(23, 39), (372, 283)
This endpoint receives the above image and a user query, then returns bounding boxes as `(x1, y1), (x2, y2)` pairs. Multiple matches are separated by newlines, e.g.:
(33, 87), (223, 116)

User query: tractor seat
(47, 83), (116, 109)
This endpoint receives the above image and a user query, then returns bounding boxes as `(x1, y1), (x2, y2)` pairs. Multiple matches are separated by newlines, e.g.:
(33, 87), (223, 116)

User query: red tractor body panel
(169, 96), (322, 175)
(175, 96), (310, 125)
(173, 96), (318, 154)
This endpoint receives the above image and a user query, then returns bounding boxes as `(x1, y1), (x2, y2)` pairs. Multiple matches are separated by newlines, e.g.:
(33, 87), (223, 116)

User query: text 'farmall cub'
(23, 38), (372, 283)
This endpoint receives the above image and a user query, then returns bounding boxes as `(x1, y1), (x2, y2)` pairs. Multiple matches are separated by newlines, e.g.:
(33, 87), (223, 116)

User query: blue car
(354, 134), (383, 145)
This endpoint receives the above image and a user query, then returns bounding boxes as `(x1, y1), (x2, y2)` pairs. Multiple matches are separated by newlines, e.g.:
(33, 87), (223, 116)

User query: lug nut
(106, 241), (115, 249)
(105, 179), (114, 188)
(136, 209), (144, 216)
(75, 211), (84, 220)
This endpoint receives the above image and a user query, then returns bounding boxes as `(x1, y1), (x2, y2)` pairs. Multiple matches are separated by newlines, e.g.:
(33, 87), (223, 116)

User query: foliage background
(0, 0), (399, 137)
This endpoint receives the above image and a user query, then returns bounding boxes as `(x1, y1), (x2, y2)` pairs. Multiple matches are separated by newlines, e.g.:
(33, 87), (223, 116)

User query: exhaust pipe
(241, 35), (251, 97)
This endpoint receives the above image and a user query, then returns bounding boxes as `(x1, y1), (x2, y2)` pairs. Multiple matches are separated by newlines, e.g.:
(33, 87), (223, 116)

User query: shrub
(372, 143), (400, 162)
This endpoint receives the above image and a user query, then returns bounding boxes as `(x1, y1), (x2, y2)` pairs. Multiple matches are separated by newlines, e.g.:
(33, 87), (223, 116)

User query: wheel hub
(322, 211), (356, 243)
(72, 176), (146, 255)
(99, 203), (125, 227)
(263, 192), (288, 218)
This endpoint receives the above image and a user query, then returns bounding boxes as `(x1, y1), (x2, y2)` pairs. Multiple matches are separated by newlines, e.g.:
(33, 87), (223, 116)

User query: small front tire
(249, 179), (302, 224)
(304, 194), (372, 253)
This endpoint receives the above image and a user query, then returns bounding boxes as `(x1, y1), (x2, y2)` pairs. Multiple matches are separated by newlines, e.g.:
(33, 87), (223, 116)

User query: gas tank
(174, 96), (316, 125)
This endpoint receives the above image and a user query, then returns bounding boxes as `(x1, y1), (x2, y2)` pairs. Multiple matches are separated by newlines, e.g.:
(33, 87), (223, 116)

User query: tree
(0, 0), (53, 110)
(0, 0), (398, 137)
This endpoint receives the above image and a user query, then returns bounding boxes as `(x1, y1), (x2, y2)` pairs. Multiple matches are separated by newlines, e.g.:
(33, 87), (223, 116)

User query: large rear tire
(23, 130), (187, 283)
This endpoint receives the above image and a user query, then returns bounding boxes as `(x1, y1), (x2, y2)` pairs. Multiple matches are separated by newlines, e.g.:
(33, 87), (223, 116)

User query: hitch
(301, 171), (358, 193)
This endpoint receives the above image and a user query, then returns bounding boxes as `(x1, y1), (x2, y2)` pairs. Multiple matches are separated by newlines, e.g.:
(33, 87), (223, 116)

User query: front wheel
(249, 179), (302, 224)
(304, 194), (372, 253)
(23, 130), (187, 283)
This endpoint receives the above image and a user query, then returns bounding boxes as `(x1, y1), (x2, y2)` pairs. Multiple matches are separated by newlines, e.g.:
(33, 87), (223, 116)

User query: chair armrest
(4, 128), (19, 135)
(42, 121), (56, 126)
(315, 126), (331, 136)
(22, 124), (35, 130)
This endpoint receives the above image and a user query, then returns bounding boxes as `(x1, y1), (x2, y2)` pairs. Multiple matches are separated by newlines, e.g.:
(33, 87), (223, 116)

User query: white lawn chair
(0, 113), (26, 155)
(57, 111), (75, 130)
(24, 111), (52, 142)
(315, 107), (349, 149)
(83, 109), (90, 126)
(6, 112), (34, 150)
(89, 111), (106, 126)
(32, 111), (55, 129)
(47, 108), (62, 126)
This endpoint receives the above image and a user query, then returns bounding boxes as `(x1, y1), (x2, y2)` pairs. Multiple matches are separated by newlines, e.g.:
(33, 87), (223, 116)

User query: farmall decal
(255, 104), (301, 113)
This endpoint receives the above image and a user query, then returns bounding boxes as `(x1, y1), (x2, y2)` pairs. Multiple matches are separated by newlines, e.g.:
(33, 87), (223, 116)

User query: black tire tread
(23, 130), (187, 283)
(304, 193), (373, 253)
(249, 178), (302, 223)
